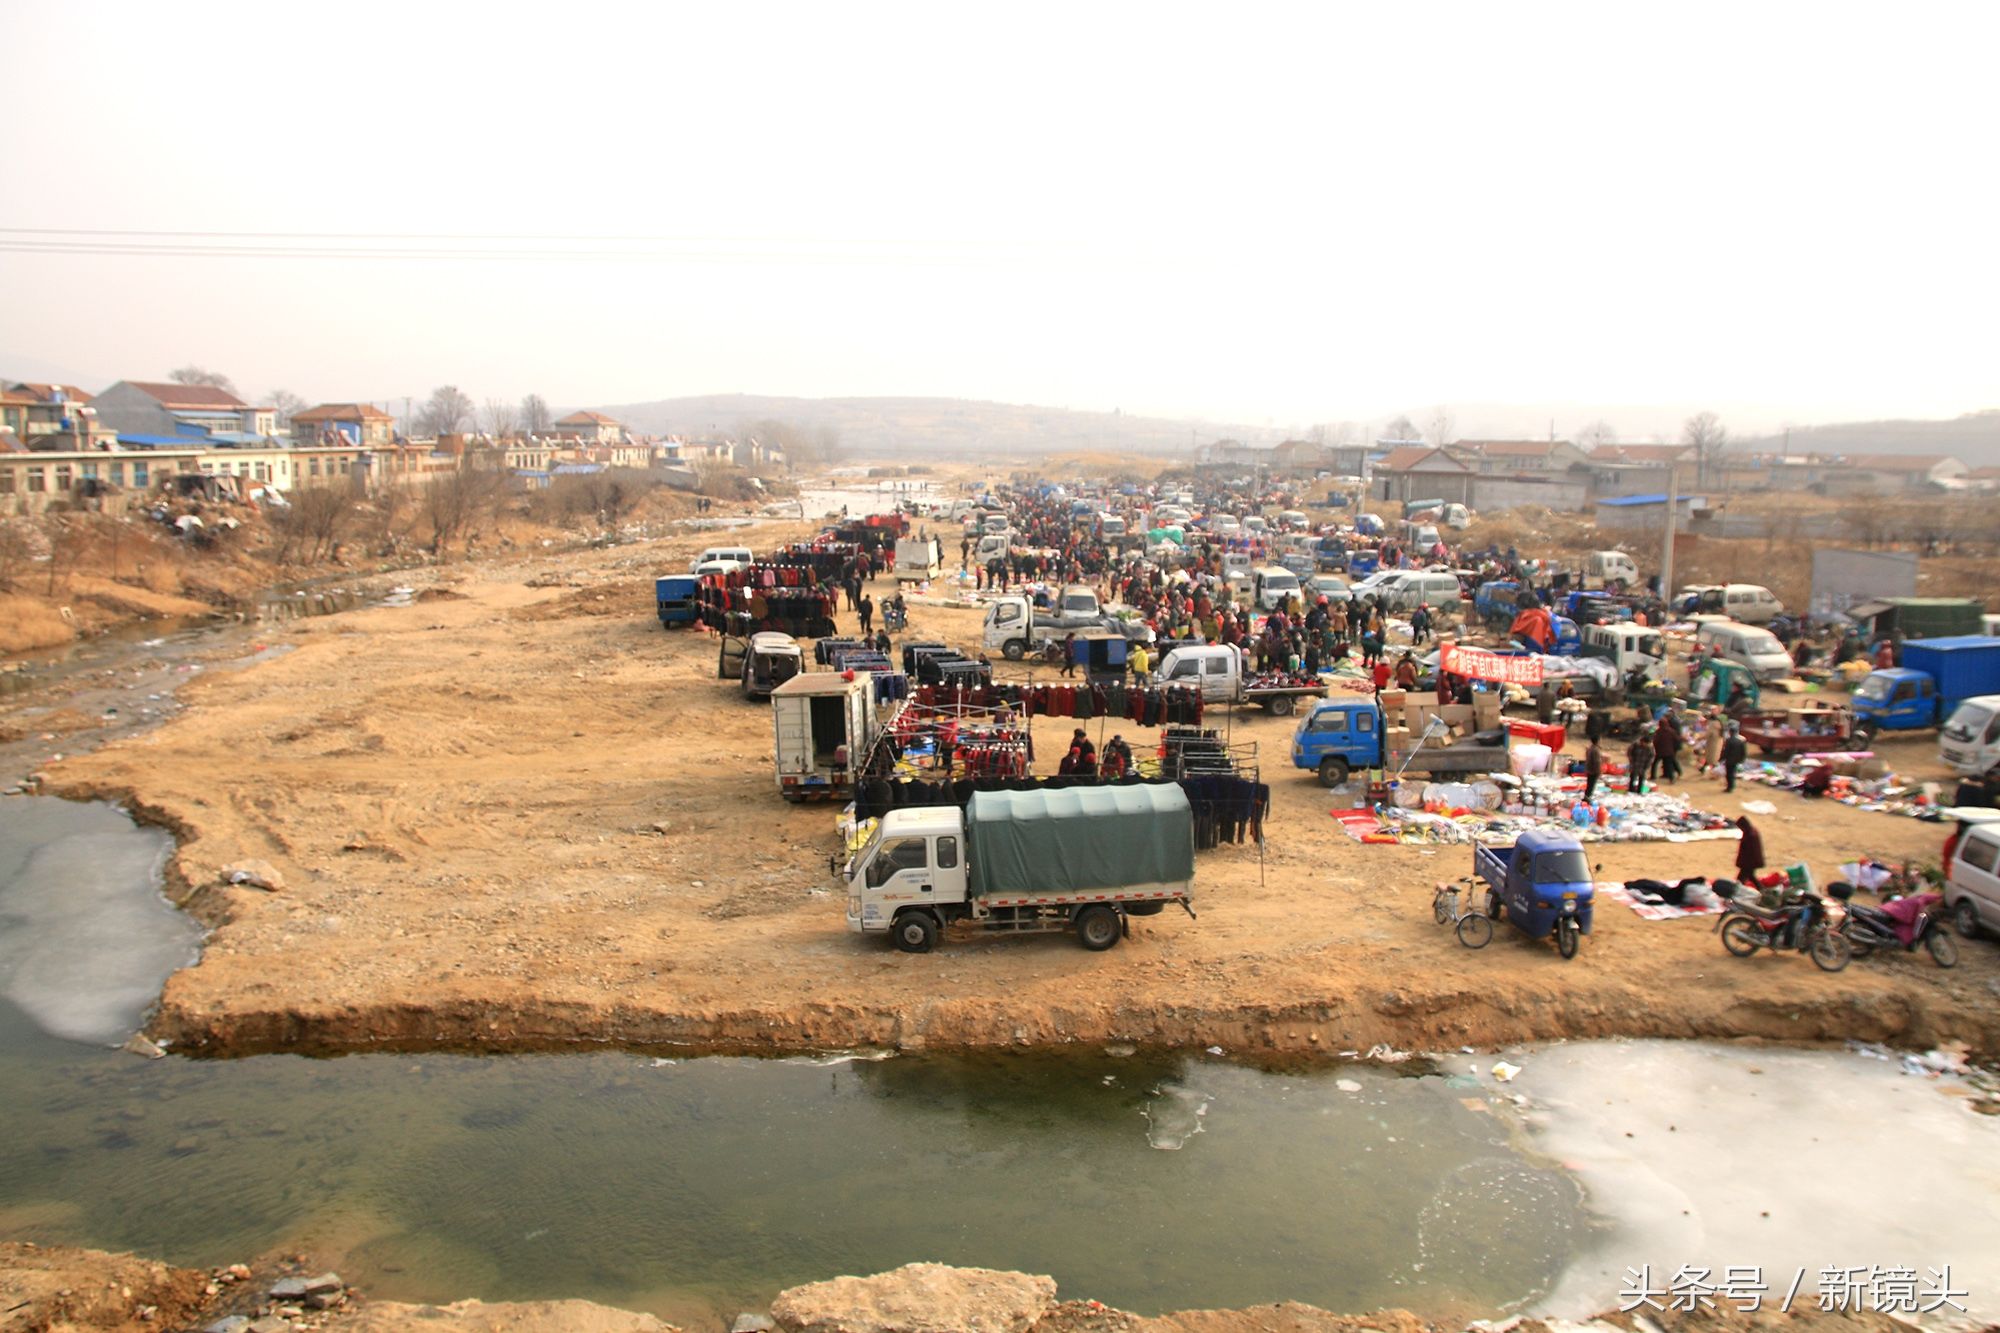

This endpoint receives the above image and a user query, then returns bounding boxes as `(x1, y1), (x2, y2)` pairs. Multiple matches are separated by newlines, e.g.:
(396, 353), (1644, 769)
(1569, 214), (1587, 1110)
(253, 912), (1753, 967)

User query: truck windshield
(1855, 675), (1893, 703)
(1636, 633), (1664, 659)
(1533, 850), (1590, 883)
(1264, 574), (1297, 592)
(1943, 702), (1994, 743)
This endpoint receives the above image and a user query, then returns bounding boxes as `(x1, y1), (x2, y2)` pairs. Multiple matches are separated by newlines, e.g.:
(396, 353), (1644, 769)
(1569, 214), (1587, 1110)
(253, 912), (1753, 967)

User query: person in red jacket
(1371, 659), (1393, 697)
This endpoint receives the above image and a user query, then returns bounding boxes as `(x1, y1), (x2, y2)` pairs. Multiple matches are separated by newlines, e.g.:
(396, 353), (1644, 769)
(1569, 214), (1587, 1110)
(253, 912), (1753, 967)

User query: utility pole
(1659, 463), (1679, 605)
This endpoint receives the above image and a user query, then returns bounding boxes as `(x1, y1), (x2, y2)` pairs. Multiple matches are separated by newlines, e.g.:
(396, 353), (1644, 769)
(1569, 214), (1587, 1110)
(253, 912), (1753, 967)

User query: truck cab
(1941, 695), (2000, 776)
(1579, 622), (1665, 676)
(1156, 643), (1242, 700)
(1584, 550), (1639, 589)
(1290, 697), (1385, 785)
(1252, 565), (1301, 611)
(894, 536), (942, 582)
(1852, 668), (1939, 735)
(1098, 513), (1127, 539)
(981, 586), (1125, 659)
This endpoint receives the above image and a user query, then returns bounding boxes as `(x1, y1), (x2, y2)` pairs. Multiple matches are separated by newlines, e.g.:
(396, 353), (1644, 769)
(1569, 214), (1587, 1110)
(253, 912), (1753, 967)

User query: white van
(1377, 571), (1464, 615)
(1686, 583), (1783, 624)
(688, 544), (754, 573)
(1942, 812), (2000, 938)
(1695, 619), (1793, 682)
(1252, 566), (1301, 611)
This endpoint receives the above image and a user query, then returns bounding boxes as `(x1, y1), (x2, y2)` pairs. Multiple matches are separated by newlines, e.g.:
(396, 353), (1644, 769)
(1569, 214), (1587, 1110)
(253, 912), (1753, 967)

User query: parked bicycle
(1433, 877), (1494, 948)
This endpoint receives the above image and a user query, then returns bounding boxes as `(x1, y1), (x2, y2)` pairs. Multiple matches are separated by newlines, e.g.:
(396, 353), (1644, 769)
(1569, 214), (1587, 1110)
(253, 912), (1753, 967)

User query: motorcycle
(1713, 880), (1850, 972)
(1827, 885), (1958, 968)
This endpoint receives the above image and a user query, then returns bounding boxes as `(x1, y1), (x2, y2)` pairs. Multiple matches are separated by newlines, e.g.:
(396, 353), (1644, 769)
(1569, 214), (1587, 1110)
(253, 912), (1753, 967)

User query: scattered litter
(1365, 1043), (1413, 1063)
(1492, 1060), (1523, 1082)
(1205, 1045), (1225, 1055)
(1740, 799), (1777, 814)
(1336, 1078), (1363, 1092)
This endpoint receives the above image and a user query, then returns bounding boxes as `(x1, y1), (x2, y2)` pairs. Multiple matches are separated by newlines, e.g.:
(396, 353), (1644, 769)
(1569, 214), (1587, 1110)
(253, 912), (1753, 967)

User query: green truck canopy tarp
(966, 784), (1195, 896)
(1147, 526), (1185, 545)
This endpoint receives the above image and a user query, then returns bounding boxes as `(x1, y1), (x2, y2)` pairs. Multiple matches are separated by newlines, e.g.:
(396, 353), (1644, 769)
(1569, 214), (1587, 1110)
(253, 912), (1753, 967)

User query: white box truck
(772, 673), (884, 803)
(895, 536), (943, 583)
(843, 785), (1196, 952)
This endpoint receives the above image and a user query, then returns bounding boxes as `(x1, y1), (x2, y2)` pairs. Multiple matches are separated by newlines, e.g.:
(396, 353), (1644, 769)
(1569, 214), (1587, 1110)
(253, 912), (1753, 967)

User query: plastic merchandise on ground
(1334, 784), (1741, 848)
(1736, 755), (1950, 820)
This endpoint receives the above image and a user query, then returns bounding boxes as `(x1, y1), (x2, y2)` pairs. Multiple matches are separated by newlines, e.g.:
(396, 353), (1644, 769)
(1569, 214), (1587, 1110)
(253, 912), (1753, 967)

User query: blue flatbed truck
(1851, 637), (2000, 740)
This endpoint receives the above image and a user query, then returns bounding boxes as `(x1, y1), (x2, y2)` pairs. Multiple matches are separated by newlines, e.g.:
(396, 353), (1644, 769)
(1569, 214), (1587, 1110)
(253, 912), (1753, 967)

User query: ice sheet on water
(1141, 1081), (1212, 1150)
(1509, 1039), (2000, 1327)
(0, 798), (201, 1044)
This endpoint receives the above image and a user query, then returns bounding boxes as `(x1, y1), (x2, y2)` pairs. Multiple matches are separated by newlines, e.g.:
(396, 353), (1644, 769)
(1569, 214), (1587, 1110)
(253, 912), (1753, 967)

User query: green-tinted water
(0, 1000), (1578, 1326)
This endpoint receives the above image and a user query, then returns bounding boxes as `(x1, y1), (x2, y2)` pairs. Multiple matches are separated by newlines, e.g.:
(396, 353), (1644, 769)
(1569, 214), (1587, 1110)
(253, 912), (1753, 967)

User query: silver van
(1944, 813), (2000, 938)
(1378, 571), (1464, 615)
(1694, 619), (1792, 682)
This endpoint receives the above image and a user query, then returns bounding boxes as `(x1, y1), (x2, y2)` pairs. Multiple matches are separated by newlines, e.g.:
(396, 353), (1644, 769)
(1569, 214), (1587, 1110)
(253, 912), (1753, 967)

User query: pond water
(0, 799), (1996, 1331)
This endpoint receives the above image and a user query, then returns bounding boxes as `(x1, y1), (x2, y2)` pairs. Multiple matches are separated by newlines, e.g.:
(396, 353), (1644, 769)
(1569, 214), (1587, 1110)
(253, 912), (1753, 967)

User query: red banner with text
(1439, 640), (1545, 687)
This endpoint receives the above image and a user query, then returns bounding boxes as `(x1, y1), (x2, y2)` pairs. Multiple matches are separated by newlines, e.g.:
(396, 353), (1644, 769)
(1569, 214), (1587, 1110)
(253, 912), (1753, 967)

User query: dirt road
(33, 522), (2000, 1062)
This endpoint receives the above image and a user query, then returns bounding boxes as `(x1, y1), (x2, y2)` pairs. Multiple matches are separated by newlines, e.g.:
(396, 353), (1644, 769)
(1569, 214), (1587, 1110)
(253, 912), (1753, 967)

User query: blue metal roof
(1596, 493), (1707, 507)
(552, 462), (604, 475)
(115, 434), (203, 448)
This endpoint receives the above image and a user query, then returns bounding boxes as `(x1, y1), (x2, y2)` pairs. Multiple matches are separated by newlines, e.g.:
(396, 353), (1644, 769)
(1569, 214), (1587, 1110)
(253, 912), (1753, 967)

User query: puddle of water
(0, 798), (197, 1044)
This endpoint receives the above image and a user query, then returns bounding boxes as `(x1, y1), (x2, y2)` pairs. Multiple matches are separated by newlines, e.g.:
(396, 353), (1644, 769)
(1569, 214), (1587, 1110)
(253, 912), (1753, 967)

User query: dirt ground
(20, 507), (1999, 1066)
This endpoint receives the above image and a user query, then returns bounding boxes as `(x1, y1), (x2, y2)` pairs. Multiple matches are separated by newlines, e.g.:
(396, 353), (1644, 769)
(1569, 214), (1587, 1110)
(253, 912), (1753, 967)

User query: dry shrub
(0, 593), (78, 653)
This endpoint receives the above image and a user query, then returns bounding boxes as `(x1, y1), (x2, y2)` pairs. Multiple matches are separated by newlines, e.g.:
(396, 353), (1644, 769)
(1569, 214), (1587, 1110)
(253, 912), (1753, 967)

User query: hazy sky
(3, 1), (1994, 435)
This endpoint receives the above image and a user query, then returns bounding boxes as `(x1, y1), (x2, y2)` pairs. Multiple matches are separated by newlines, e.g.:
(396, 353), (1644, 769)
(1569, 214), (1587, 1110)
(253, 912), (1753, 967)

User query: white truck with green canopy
(842, 785), (1197, 952)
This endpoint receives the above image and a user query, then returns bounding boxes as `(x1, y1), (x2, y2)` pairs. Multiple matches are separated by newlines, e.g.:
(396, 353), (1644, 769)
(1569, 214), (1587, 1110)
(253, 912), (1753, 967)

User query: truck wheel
(1002, 639), (1027, 662)
(1075, 905), (1122, 951)
(1268, 694), (1296, 717)
(891, 911), (938, 954)
(1955, 898), (1983, 939)
(1318, 757), (1350, 788)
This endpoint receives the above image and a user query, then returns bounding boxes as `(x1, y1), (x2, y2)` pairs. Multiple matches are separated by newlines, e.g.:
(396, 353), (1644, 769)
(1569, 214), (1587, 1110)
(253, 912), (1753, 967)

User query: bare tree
(271, 485), (354, 564)
(422, 464), (507, 555)
(1425, 407), (1456, 449)
(169, 365), (237, 394)
(267, 389), (307, 430)
(484, 398), (519, 440)
(1683, 411), (1728, 487)
(1383, 415), (1419, 442)
(520, 393), (552, 436)
(1577, 419), (1618, 450)
(415, 385), (477, 438)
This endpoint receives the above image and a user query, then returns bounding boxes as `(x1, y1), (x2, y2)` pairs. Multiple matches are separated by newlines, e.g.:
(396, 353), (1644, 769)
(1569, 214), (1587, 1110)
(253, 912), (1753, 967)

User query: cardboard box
(1437, 704), (1475, 732)
(1402, 691), (1439, 732)
(1380, 688), (1407, 713)
(1472, 692), (1503, 728)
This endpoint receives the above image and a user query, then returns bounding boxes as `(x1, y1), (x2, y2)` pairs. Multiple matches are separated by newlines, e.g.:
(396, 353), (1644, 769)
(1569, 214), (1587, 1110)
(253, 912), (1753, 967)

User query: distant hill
(1731, 410), (2000, 466)
(590, 393), (1286, 460)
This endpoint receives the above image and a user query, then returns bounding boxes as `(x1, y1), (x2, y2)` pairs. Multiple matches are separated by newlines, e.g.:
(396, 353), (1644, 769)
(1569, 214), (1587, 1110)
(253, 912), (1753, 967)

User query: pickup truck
(1738, 706), (1851, 756)
(981, 586), (1147, 660)
(1291, 699), (1511, 786)
(1472, 831), (1594, 959)
(843, 784), (1196, 952)
(1154, 643), (1328, 717)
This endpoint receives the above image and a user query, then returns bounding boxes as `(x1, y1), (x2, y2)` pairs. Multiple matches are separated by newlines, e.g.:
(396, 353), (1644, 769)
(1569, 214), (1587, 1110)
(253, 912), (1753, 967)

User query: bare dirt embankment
(0, 1245), (1944, 1333)
(21, 518), (1999, 1065)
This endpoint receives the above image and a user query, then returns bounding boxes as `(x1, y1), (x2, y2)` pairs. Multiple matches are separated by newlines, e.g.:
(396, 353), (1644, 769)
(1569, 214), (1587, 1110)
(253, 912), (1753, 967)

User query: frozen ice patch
(0, 798), (201, 1044)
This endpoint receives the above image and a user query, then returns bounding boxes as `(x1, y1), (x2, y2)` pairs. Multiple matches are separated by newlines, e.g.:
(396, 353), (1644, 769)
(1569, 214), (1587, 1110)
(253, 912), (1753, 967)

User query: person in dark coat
(857, 593), (874, 634)
(1654, 712), (1683, 783)
(1720, 724), (1748, 793)
(1626, 731), (1654, 794)
(1583, 739), (1604, 801)
(1733, 815), (1765, 884)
